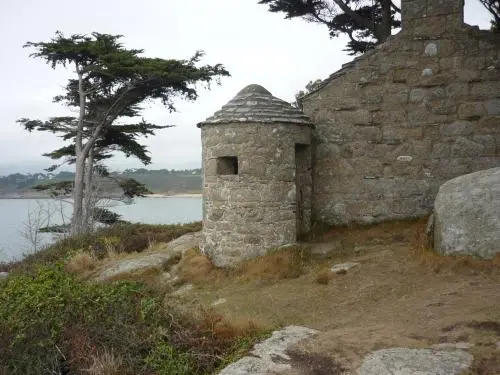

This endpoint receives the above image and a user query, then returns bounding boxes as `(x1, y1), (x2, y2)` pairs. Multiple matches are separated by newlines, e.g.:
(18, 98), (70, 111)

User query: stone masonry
(301, 0), (500, 225)
(198, 85), (312, 267)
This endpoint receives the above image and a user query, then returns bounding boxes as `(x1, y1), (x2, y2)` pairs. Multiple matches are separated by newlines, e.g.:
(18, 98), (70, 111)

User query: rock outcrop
(95, 231), (200, 281)
(357, 347), (473, 375)
(434, 167), (500, 258)
(218, 326), (318, 375)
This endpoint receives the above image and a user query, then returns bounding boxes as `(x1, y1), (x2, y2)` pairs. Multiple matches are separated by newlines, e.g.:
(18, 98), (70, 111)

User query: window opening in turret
(217, 156), (238, 175)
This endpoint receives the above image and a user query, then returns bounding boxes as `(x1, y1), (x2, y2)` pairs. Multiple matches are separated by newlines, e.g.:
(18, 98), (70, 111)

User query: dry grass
(315, 269), (331, 285)
(236, 246), (310, 282)
(84, 349), (130, 375)
(65, 252), (98, 274)
(178, 248), (215, 283)
(176, 246), (312, 288)
(466, 348), (500, 375)
(177, 218), (500, 374)
(413, 246), (500, 274)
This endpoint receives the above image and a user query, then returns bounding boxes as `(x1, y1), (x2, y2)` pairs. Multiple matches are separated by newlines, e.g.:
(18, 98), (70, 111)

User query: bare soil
(174, 218), (500, 374)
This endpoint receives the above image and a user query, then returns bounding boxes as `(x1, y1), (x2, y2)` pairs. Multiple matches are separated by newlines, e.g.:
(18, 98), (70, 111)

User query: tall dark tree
(259, 0), (401, 54)
(478, 0), (500, 32)
(20, 32), (230, 234)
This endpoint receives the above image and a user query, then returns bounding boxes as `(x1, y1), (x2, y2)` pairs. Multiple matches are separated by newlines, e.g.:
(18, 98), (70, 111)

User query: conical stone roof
(197, 84), (312, 127)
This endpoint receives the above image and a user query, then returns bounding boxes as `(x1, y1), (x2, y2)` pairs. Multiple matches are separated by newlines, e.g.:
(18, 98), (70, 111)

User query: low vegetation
(1, 218), (499, 374)
(0, 263), (263, 374)
(0, 221), (268, 374)
(1, 222), (201, 274)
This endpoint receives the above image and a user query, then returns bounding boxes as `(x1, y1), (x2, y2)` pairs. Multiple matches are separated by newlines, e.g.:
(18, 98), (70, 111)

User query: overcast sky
(0, 0), (491, 176)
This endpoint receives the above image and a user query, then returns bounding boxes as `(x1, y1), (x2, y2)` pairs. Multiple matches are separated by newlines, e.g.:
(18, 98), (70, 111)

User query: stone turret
(197, 84), (312, 267)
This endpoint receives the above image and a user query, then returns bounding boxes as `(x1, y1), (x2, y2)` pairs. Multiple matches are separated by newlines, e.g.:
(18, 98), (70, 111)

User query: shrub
(0, 263), (263, 374)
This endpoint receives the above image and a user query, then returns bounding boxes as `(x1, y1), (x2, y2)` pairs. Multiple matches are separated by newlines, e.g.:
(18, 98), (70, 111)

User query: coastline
(0, 193), (202, 199)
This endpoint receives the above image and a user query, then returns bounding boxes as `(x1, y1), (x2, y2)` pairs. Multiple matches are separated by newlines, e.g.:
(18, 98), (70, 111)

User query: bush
(0, 263), (262, 374)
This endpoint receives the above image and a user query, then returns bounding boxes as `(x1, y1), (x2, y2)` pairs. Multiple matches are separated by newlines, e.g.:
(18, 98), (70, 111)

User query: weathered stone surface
(357, 348), (473, 375)
(300, 0), (500, 226)
(331, 262), (360, 274)
(196, 0), (500, 267)
(434, 168), (500, 258)
(458, 102), (486, 120)
(95, 232), (201, 281)
(218, 326), (318, 375)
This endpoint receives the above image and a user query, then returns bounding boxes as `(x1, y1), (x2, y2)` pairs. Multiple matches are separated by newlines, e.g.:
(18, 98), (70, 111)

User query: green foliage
(0, 245), (266, 374)
(259, 0), (401, 54)
(0, 264), (150, 374)
(145, 342), (195, 375)
(118, 178), (151, 198)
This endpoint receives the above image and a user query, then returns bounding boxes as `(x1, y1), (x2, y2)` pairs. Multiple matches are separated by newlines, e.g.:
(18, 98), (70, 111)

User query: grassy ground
(0, 222), (268, 375)
(2, 218), (499, 374)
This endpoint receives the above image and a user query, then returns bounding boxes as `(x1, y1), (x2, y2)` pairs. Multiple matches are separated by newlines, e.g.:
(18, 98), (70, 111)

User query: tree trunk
(375, 0), (393, 44)
(72, 156), (86, 235)
(71, 66), (87, 235)
(82, 149), (95, 232)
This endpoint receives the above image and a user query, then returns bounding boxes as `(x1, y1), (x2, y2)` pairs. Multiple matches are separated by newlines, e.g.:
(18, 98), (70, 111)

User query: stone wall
(302, 4), (500, 225)
(201, 122), (311, 266)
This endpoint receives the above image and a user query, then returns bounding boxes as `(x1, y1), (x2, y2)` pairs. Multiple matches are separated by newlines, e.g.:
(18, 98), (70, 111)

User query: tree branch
(332, 0), (375, 32)
(390, 1), (400, 13)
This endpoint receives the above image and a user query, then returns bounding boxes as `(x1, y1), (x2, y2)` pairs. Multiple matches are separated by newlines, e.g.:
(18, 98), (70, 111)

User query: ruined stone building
(198, 0), (500, 266)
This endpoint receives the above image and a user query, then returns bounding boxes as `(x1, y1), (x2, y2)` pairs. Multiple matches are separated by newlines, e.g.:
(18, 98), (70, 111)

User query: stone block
(440, 56), (462, 70)
(392, 162), (423, 177)
(408, 107), (451, 127)
(372, 109), (407, 125)
(409, 88), (428, 103)
(352, 126), (382, 142)
(431, 158), (472, 179)
(451, 137), (484, 157)
(393, 68), (417, 83)
(401, 0), (426, 22)
(412, 16), (447, 38)
(476, 116), (500, 134)
(471, 82), (500, 99)
(341, 141), (368, 158)
(458, 101), (484, 120)
(315, 142), (341, 159)
(383, 126), (423, 142)
(445, 82), (469, 99)
(456, 69), (481, 82)
(440, 120), (473, 136)
(432, 142), (451, 159)
(485, 99), (500, 116)
(472, 135), (497, 155)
